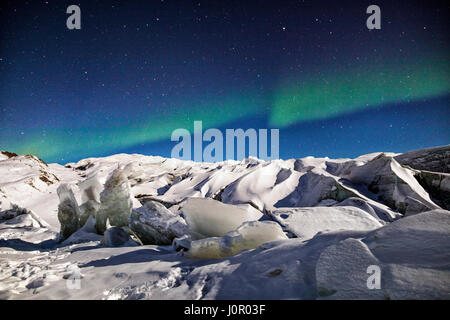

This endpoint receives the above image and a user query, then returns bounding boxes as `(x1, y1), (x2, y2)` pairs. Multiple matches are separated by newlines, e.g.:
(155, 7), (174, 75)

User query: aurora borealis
(0, 0), (449, 163)
(271, 52), (449, 127)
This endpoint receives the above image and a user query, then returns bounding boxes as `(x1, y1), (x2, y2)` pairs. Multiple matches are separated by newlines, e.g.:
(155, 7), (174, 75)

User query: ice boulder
(57, 184), (81, 242)
(270, 206), (383, 240)
(95, 169), (133, 234)
(129, 200), (187, 245)
(181, 197), (263, 239)
(188, 221), (288, 259)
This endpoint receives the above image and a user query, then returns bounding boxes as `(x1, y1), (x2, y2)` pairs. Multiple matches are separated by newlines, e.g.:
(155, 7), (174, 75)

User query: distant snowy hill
(0, 146), (449, 299)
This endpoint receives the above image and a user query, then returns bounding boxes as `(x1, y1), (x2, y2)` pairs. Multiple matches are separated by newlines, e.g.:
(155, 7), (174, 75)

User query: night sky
(0, 0), (449, 163)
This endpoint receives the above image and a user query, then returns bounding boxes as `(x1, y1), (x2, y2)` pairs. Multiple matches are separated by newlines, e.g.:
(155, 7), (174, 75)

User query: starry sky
(0, 0), (449, 163)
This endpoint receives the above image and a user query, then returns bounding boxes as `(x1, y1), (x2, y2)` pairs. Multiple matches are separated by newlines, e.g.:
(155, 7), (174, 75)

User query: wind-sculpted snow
(270, 206), (383, 240)
(344, 154), (440, 215)
(0, 145), (449, 299)
(220, 161), (303, 211)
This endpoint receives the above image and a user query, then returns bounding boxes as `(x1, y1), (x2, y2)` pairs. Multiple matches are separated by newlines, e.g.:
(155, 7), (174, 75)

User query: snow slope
(0, 146), (449, 299)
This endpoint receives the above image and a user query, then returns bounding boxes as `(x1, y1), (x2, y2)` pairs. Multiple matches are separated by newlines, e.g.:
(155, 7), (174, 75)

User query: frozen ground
(0, 146), (449, 300)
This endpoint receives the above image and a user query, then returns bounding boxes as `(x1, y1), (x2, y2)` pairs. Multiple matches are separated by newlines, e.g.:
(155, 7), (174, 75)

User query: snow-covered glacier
(0, 146), (449, 300)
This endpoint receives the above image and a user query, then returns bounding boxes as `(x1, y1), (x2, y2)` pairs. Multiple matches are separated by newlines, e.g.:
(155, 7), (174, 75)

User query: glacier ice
(95, 168), (133, 234)
(129, 200), (187, 245)
(188, 221), (288, 259)
(181, 197), (263, 239)
(1, 146), (450, 299)
(57, 184), (81, 242)
(79, 200), (100, 228)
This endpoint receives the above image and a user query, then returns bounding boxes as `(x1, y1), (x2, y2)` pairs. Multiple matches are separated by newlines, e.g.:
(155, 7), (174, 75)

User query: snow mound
(363, 209), (450, 267)
(316, 238), (385, 299)
(315, 209), (450, 299)
(270, 206), (383, 240)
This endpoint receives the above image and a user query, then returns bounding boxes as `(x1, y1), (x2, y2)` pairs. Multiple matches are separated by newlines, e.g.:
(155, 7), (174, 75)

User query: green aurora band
(4, 53), (449, 162)
(270, 53), (449, 127)
(10, 93), (266, 161)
